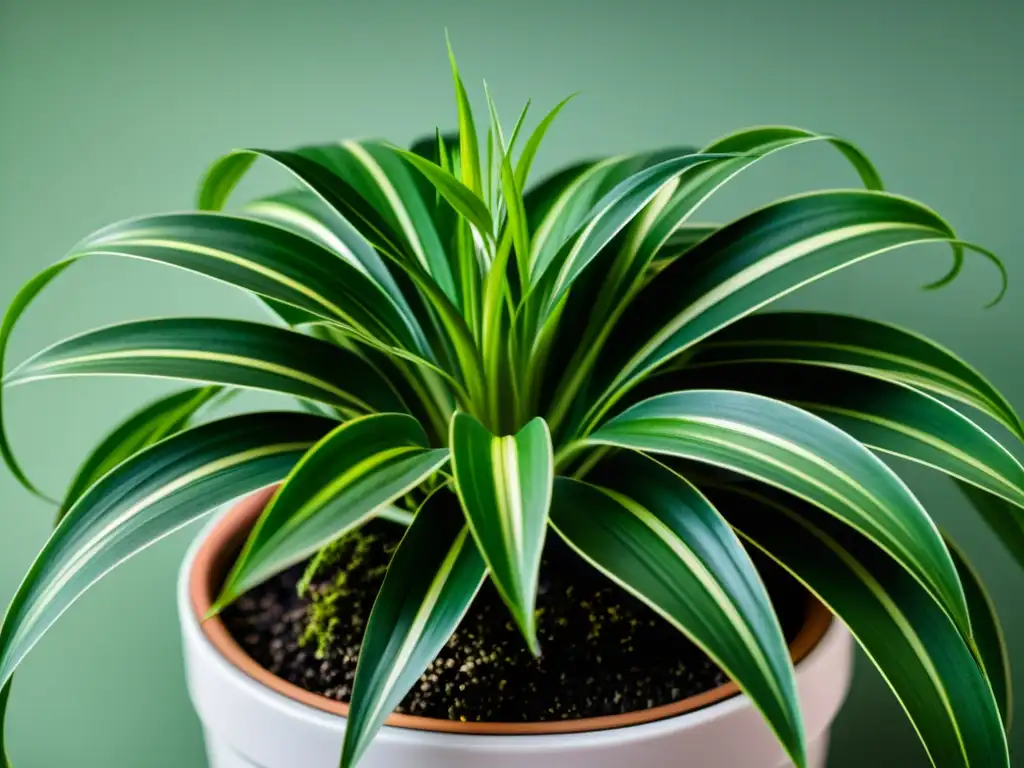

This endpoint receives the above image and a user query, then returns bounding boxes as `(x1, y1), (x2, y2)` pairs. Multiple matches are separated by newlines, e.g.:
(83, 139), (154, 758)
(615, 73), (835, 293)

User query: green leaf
(59, 386), (225, 522)
(0, 411), (336, 693)
(340, 489), (486, 768)
(667, 363), (1024, 510)
(449, 412), (553, 652)
(588, 191), (1007, 430)
(957, 480), (1024, 574)
(587, 390), (971, 638)
(685, 311), (1024, 440)
(446, 35), (483, 198)
(530, 152), (734, 320)
(390, 148), (494, 239)
(944, 535), (1012, 727)
(550, 455), (805, 767)
(514, 95), (576, 193)
(0, 261), (74, 502)
(3, 318), (407, 416)
(300, 141), (461, 302)
(240, 188), (418, 324)
(710, 483), (1008, 768)
(214, 413), (450, 610)
(0, 679), (11, 768)
(82, 212), (422, 352)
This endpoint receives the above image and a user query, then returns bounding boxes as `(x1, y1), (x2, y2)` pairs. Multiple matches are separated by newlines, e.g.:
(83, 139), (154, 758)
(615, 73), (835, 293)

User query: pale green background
(1, 0), (1021, 765)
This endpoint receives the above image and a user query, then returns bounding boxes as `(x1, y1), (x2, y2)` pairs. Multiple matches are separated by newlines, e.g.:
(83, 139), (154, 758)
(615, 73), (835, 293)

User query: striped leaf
(710, 483), (1008, 768)
(666, 363), (1024, 510)
(297, 141), (460, 303)
(450, 412), (553, 652)
(60, 386), (226, 522)
(240, 188), (418, 325)
(340, 488), (485, 768)
(3, 318), (407, 416)
(550, 455), (805, 767)
(0, 411), (336, 693)
(957, 480), (1024, 574)
(587, 191), (1006, 431)
(624, 127), (883, 319)
(446, 37), (483, 198)
(685, 311), (1023, 440)
(390, 147), (494, 240)
(214, 413), (450, 610)
(80, 212), (420, 350)
(198, 147), (484, 396)
(945, 535), (1012, 727)
(586, 390), (971, 638)
(530, 152), (735, 322)
(0, 679), (10, 768)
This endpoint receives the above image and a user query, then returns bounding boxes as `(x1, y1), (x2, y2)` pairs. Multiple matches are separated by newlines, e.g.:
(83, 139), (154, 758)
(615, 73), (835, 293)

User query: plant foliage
(0, 46), (1018, 768)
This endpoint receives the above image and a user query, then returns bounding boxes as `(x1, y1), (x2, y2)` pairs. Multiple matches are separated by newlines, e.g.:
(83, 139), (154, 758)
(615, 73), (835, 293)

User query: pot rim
(190, 486), (833, 737)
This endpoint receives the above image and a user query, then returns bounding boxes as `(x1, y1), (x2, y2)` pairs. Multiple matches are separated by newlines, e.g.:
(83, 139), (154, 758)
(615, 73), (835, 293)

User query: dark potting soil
(222, 519), (809, 723)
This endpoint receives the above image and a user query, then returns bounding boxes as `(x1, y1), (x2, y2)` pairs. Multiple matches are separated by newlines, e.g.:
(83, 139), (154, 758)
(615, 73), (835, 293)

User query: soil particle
(223, 520), (808, 723)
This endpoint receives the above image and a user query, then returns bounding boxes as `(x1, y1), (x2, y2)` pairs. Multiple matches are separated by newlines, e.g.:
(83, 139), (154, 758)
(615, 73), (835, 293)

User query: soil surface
(222, 519), (809, 723)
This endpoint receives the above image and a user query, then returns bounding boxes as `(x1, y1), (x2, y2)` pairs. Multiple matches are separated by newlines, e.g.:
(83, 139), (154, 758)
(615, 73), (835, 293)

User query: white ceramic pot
(179, 491), (854, 768)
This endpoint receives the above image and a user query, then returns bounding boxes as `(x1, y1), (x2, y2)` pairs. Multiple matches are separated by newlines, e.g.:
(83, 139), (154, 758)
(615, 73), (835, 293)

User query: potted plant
(0, 47), (1018, 768)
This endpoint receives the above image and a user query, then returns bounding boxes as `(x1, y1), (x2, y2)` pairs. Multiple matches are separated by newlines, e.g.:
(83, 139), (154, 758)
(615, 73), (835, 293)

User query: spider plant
(0, 45), (1020, 768)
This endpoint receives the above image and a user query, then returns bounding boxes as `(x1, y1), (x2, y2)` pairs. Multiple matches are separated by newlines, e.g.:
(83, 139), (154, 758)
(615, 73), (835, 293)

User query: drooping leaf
(240, 188), (416, 321)
(0, 261), (75, 501)
(684, 311), (1024, 440)
(3, 318), (408, 416)
(587, 191), (1006, 431)
(665, 363), (1024, 510)
(340, 489), (486, 768)
(550, 454), (805, 767)
(944, 535), (1012, 727)
(60, 386), (226, 522)
(449, 412), (552, 652)
(214, 413), (450, 610)
(957, 480), (1024, 574)
(586, 390), (971, 637)
(708, 483), (1008, 768)
(197, 147), (485, 401)
(0, 411), (336, 694)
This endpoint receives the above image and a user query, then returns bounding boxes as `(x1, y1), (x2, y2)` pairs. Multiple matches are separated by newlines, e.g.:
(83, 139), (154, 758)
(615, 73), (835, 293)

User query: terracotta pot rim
(190, 487), (833, 737)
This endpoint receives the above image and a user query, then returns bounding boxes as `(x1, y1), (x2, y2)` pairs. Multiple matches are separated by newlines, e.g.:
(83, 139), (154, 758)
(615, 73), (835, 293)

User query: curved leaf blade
(945, 535), (1012, 727)
(591, 191), (1006, 428)
(390, 148), (494, 238)
(60, 386), (225, 521)
(240, 188), (416, 322)
(551, 456), (805, 767)
(341, 489), (486, 768)
(3, 318), (407, 416)
(668, 363), (1024, 510)
(587, 390), (971, 638)
(0, 261), (75, 501)
(531, 152), (735, 318)
(0, 411), (337, 691)
(215, 413), (450, 609)
(80, 212), (421, 350)
(686, 311), (1024, 440)
(710, 483), (1008, 768)
(957, 480), (1024, 574)
(450, 412), (553, 653)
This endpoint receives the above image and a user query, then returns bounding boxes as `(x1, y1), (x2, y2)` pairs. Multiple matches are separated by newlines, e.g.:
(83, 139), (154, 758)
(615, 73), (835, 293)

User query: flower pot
(179, 488), (854, 768)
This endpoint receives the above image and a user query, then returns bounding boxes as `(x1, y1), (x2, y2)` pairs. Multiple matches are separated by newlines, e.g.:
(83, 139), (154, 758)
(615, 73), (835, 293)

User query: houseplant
(0, 45), (1020, 767)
